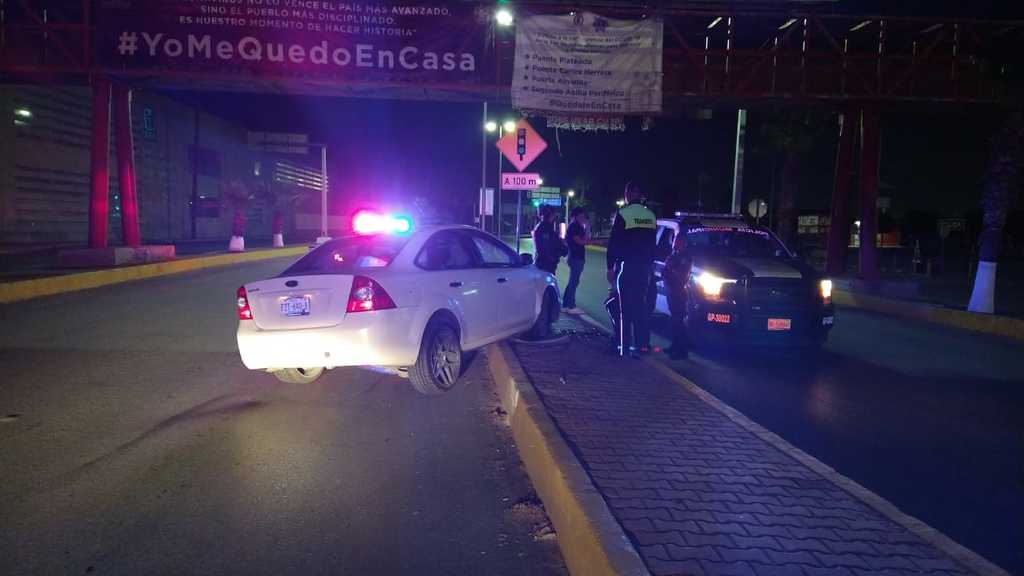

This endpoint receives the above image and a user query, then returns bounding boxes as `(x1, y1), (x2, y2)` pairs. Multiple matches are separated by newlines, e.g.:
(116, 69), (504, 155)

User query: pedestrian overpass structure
(1, 1), (1021, 277)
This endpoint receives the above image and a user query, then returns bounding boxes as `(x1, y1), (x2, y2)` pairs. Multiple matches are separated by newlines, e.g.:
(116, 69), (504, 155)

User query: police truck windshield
(685, 227), (789, 259)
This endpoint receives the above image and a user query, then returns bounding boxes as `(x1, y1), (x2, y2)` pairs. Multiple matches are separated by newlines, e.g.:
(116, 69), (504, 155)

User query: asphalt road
(552, 248), (1024, 575)
(0, 258), (566, 576)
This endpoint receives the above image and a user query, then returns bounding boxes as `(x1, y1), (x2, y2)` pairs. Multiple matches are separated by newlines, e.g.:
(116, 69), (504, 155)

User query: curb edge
(575, 311), (1007, 576)
(486, 341), (650, 576)
(644, 356), (1010, 576)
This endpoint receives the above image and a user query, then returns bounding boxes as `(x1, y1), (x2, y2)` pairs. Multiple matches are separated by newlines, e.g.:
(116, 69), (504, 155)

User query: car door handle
(497, 277), (508, 284)
(449, 281), (463, 288)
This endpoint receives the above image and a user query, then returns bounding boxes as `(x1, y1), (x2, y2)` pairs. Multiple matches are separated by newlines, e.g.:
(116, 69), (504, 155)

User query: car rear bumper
(237, 308), (421, 370)
(689, 301), (834, 346)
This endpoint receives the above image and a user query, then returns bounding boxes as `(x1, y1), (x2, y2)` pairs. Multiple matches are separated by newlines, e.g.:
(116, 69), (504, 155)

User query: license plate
(280, 297), (310, 317)
(767, 318), (791, 331)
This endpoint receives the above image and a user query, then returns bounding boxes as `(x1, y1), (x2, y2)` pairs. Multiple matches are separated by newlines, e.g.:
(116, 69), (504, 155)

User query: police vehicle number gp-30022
(652, 214), (835, 347)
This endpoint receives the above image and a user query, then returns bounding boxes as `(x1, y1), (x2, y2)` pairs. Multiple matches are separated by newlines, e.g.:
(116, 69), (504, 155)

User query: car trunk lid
(246, 275), (353, 330)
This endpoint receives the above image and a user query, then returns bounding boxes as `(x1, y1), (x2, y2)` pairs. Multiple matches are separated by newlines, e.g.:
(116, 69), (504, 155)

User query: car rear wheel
(273, 367), (325, 384)
(527, 289), (558, 340)
(409, 320), (462, 395)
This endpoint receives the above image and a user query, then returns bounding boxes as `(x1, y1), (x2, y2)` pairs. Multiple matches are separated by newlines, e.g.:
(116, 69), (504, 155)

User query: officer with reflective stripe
(606, 182), (657, 358)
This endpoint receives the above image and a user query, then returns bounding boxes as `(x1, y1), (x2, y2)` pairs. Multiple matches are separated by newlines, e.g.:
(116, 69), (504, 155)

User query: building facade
(0, 85), (314, 245)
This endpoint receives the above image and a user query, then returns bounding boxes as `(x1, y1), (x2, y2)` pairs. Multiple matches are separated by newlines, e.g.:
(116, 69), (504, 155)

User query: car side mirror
(520, 253), (534, 266)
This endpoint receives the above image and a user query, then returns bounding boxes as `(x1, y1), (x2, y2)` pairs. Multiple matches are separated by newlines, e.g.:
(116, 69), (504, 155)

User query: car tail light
(346, 276), (396, 313)
(237, 285), (253, 320)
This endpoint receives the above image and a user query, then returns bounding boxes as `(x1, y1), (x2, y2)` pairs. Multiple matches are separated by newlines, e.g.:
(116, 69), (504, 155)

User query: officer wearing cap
(606, 182), (657, 357)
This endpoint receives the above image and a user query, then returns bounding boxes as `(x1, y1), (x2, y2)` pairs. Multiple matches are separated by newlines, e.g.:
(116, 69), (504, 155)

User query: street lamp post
(481, 102), (489, 230)
(485, 118), (518, 241)
(565, 189), (575, 223)
(319, 145), (329, 243)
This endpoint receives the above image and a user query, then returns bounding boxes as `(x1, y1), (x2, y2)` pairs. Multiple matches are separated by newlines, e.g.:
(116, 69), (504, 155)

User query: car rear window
(281, 235), (409, 276)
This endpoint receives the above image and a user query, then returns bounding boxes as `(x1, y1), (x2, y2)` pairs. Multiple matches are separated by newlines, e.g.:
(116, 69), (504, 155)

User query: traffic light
(532, 199), (541, 208)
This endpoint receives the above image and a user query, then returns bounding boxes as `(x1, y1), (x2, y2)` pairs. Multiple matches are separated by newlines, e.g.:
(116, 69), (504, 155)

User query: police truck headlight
(694, 270), (737, 301)
(819, 279), (833, 303)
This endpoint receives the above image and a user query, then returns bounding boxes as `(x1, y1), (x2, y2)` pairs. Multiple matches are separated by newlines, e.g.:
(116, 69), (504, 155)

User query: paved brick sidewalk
(513, 318), (977, 576)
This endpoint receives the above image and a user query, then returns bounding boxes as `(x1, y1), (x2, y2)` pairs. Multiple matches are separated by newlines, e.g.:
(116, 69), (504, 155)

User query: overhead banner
(512, 12), (663, 115)
(98, 1), (489, 84)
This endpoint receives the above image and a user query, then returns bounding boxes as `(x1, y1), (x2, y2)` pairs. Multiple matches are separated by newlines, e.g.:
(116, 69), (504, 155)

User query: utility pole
(480, 102), (487, 230)
(731, 109), (747, 214)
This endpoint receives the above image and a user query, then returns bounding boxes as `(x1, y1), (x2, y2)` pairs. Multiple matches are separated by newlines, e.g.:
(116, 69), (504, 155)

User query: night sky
(171, 90), (1009, 227)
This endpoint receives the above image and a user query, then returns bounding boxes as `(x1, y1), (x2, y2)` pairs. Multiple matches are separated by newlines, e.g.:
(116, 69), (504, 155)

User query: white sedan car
(236, 221), (560, 394)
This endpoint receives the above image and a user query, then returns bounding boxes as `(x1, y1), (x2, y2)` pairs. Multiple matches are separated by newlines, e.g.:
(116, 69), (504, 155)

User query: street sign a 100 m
(501, 172), (541, 191)
(496, 119), (547, 172)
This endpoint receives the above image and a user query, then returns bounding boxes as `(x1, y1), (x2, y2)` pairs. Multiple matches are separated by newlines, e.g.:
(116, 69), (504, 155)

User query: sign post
(501, 173), (542, 190)
(748, 198), (768, 226)
(496, 119), (548, 253)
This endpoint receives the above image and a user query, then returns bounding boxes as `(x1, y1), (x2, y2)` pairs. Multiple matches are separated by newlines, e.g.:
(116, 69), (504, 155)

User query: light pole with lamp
(484, 118), (517, 240)
(488, 5), (515, 241)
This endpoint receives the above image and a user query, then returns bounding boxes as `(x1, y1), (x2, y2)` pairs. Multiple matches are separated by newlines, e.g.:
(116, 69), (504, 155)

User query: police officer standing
(663, 233), (693, 359)
(606, 182), (657, 358)
(532, 204), (565, 274)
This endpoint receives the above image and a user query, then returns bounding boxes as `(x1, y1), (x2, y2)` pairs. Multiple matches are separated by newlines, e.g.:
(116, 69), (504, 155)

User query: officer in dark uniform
(606, 182), (657, 357)
(663, 233), (693, 359)
(532, 204), (564, 274)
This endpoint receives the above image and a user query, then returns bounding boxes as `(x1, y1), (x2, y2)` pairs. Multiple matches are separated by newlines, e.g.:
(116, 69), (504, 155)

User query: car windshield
(684, 226), (788, 258)
(281, 235), (409, 276)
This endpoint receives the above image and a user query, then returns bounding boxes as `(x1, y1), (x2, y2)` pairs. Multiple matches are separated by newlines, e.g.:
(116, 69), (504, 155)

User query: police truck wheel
(409, 320), (462, 395)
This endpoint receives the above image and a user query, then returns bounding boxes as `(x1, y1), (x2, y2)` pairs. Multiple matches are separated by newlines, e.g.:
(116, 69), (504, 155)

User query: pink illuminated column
(114, 84), (141, 247)
(89, 78), (112, 249)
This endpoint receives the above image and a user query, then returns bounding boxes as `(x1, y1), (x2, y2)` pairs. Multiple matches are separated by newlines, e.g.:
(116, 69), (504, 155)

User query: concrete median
(486, 342), (650, 576)
(0, 246), (307, 304)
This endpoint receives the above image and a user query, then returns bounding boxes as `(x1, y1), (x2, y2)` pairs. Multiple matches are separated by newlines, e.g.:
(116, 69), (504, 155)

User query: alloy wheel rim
(431, 331), (458, 387)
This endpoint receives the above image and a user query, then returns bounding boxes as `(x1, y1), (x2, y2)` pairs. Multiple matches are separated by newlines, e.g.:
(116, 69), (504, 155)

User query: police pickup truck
(652, 213), (835, 347)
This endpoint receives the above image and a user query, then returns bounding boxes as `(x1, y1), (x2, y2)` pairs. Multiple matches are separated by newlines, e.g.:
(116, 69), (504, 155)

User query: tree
(256, 180), (307, 248)
(222, 179), (255, 252)
(967, 112), (1024, 313)
(756, 110), (827, 247)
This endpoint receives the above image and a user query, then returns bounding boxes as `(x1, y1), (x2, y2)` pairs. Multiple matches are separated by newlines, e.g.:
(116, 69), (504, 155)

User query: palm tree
(256, 180), (307, 248)
(968, 112), (1024, 313)
(222, 179), (254, 252)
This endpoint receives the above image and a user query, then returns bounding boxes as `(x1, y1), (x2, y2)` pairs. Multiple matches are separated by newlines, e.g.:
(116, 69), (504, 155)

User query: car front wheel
(409, 320), (462, 395)
(527, 289), (558, 340)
